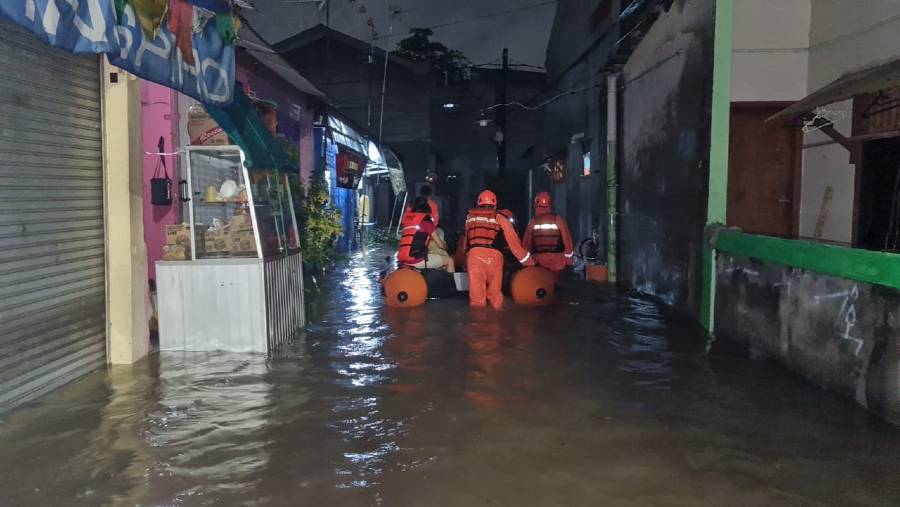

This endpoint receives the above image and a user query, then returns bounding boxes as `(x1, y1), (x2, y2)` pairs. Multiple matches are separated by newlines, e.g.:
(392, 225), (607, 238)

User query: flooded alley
(1, 252), (899, 506)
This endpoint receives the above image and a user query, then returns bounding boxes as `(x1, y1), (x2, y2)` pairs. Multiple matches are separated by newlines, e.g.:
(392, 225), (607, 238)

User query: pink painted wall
(141, 82), (180, 281)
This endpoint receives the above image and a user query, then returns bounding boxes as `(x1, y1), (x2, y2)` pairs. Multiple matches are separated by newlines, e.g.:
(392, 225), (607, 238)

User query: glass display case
(247, 169), (300, 257)
(157, 145), (304, 354)
(183, 146), (300, 260)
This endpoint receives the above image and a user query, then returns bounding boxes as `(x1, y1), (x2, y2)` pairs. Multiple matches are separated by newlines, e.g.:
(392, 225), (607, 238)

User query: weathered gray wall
(619, 0), (714, 317)
(538, 0), (624, 249)
(545, 0), (624, 81)
(538, 54), (609, 247)
(716, 254), (900, 424)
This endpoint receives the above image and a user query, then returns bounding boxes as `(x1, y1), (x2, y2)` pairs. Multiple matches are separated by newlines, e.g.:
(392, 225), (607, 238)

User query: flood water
(2, 252), (900, 506)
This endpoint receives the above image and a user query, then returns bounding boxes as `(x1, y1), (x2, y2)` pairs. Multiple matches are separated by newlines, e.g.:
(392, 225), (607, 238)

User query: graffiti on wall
(815, 285), (864, 357)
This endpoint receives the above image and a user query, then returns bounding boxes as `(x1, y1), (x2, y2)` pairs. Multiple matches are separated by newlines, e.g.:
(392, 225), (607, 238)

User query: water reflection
(1, 251), (899, 506)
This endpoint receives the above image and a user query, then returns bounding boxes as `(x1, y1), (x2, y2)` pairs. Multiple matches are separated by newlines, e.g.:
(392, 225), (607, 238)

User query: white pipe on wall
(606, 72), (619, 283)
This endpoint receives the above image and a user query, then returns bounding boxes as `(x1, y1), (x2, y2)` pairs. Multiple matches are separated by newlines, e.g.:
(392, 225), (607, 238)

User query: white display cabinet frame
(157, 145), (305, 353)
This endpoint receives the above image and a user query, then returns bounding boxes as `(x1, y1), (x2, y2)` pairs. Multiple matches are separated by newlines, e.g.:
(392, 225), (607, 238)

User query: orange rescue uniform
(396, 211), (434, 265)
(523, 212), (574, 273)
(404, 198), (440, 227)
(465, 208), (533, 309)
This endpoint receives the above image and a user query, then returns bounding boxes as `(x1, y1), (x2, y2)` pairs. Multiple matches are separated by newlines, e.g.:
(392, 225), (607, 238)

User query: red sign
(336, 150), (366, 189)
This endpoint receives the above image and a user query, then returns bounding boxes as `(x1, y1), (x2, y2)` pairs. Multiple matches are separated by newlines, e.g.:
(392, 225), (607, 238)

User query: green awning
(205, 86), (295, 171)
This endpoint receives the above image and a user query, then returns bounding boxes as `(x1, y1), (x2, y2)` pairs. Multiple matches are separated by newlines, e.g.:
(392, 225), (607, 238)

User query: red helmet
(477, 190), (498, 207)
(534, 191), (552, 208)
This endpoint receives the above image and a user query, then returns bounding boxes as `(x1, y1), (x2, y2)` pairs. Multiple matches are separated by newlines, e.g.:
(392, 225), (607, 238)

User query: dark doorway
(727, 104), (802, 237)
(857, 137), (900, 251)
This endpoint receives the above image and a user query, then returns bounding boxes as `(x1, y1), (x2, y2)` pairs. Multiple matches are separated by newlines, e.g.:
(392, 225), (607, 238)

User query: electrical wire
(484, 84), (601, 112)
(481, 9), (657, 112)
(371, 1), (557, 40)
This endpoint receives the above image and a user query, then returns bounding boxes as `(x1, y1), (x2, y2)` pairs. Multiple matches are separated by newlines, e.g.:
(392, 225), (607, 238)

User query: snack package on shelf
(230, 229), (257, 255)
(229, 213), (252, 231)
(163, 244), (189, 261)
(204, 229), (230, 255)
(165, 224), (207, 258)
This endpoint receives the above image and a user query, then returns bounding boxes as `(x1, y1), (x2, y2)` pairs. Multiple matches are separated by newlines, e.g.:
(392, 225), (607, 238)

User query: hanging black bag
(150, 136), (173, 206)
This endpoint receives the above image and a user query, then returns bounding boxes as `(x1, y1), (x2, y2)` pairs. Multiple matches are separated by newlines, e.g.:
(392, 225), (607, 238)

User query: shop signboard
(0, 0), (119, 54)
(110, 5), (235, 106)
(336, 149), (366, 189)
(0, 2), (234, 106)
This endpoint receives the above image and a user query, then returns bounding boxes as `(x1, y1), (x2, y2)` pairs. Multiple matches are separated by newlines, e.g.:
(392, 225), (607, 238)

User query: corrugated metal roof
(770, 58), (900, 120)
(236, 23), (331, 102)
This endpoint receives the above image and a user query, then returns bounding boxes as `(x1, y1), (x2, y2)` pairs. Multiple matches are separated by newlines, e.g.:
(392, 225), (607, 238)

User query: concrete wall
(103, 64), (150, 365)
(731, 0), (809, 102)
(807, 0), (900, 89)
(545, 0), (623, 81)
(538, 56), (608, 247)
(798, 104), (855, 242)
(715, 253), (900, 424)
(539, 0), (622, 250)
(619, 0), (715, 317)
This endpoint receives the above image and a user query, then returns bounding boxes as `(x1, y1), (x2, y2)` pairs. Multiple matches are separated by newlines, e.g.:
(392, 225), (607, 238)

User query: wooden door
(727, 104), (801, 237)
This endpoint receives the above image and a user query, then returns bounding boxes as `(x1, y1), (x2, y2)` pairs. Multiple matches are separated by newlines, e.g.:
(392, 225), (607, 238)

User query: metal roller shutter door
(0, 20), (105, 413)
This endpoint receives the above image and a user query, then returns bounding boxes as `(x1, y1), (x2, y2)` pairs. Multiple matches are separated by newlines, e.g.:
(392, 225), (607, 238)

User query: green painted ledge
(715, 231), (900, 291)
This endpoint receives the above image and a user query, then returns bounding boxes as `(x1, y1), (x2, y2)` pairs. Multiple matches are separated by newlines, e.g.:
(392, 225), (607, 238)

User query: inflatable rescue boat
(381, 264), (557, 308)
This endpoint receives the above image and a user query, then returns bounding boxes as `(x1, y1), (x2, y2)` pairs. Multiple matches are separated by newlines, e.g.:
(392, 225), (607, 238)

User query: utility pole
(495, 48), (509, 174)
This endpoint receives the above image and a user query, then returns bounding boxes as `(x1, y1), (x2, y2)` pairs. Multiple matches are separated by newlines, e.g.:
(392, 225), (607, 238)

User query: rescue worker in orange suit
(397, 197), (454, 272)
(466, 190), (534, 309)
(523, 191), (574, 274)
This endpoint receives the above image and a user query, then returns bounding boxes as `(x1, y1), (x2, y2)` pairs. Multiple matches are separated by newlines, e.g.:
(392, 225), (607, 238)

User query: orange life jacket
(397, 212), (432, 264)
(532, 214), (563, 253)
(465, 208), (501, 250)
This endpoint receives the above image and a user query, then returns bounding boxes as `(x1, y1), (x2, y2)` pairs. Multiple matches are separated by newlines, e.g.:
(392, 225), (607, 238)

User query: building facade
(539, 0), (713, 317)
(276, 25), (546, 230)
(712, 0), (900, 424)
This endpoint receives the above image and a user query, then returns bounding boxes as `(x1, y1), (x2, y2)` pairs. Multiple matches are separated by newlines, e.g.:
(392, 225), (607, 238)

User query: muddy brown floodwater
(2, 252), (900, 506)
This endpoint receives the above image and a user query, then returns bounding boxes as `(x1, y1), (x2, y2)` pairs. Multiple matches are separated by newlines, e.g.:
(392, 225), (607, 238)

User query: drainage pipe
(606, 72), (620, 283)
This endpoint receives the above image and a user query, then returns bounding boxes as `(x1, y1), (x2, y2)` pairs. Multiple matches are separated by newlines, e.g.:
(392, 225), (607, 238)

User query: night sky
(243, 0), (556, 68)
